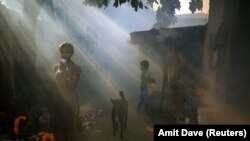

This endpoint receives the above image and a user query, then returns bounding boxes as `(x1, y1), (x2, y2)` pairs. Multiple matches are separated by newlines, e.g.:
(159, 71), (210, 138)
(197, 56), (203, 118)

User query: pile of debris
(79, 103), (103, 129)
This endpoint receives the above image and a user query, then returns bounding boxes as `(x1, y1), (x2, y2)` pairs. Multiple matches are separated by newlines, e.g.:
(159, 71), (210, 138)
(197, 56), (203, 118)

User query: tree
(20, 0), (204, 36)
(83, 0), (204, 27)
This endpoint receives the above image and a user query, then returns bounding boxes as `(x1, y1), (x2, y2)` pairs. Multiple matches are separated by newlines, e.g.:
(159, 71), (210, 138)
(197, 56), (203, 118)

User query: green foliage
(147, 0), (156, 7)
(113, 0), (127, 8)
(189, 0), (203, 13)
(83, 0), (110, 8)
(82, 0), (203, 27)
(155, 0), (181, 27)
(83, 0), (149, 11)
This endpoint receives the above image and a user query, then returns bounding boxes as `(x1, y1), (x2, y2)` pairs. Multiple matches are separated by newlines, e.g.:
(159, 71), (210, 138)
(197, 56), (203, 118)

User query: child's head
(59, 42), (74, 60)
(140, 60), (149, 72)
(119, 91), (125, 99)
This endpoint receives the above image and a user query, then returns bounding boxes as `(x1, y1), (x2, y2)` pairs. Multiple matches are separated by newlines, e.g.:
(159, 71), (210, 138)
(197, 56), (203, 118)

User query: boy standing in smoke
(137, 60), (155, 115)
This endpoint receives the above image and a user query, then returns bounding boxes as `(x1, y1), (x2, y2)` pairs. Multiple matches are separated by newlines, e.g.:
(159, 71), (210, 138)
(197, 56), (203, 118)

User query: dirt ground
(78, 94), (176, 141)
(79, 105), (154, 141)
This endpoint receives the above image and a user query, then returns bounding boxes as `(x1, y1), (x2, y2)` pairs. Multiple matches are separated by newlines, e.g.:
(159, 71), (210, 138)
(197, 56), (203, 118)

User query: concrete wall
(201, 0), (250, 124)
(202, 0), (226, 94)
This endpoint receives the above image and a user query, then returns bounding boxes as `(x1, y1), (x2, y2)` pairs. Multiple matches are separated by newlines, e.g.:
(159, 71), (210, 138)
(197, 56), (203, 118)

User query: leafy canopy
(83, 0), (204, 27)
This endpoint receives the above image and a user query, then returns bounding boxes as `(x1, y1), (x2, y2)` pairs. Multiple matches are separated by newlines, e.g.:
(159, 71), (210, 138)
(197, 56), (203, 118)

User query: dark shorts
(140, 90), (150, 105)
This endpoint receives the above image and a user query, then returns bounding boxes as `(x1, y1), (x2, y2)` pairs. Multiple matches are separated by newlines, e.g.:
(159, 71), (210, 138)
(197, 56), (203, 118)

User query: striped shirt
(52, 60), (81, 128)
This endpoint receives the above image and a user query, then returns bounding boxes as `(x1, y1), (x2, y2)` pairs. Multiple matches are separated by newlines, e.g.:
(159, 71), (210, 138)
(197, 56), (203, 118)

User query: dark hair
(119, 91), (125, 99)
(140, 60), (149, 69)
(59, 42), (74, 54)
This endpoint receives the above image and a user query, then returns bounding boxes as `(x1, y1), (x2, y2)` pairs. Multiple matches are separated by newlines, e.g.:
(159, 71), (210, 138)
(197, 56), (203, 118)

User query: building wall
(202, 0), (226, 94)
(201, 0), (250, 124)
(226, 0), (250, 120)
